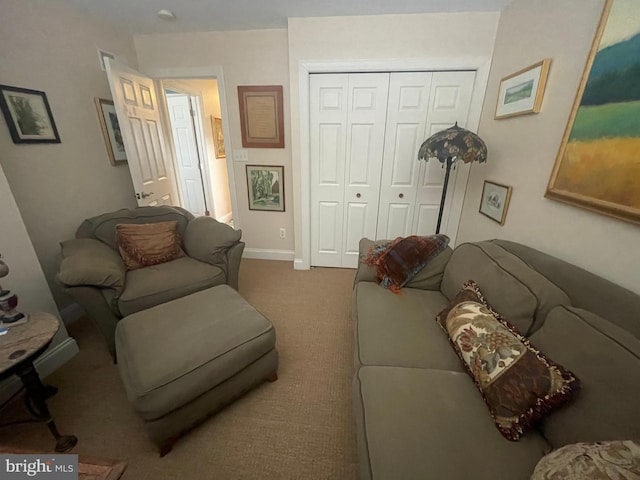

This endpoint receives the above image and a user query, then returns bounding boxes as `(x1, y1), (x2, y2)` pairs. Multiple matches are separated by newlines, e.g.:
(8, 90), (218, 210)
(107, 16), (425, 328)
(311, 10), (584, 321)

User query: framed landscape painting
(95, 98), (127, 165)
(246, 165), (285, 212)
(0, 85), (60, 144)
(546, 0), (640, 225)
(495, 59), (551, 119)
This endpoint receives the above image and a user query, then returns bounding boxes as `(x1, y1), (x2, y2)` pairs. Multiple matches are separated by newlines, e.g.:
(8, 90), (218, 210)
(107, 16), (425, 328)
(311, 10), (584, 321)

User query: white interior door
(310, 73), (389, 268)
(166, 93), (208, 215)
(377, 72), (433, 240)
(105, 59), (179, 206)
(413, 71), (476, 236)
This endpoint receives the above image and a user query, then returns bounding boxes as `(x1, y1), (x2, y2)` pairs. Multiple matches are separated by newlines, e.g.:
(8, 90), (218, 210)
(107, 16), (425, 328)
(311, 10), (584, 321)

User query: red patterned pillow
(436, 280), (580, 441)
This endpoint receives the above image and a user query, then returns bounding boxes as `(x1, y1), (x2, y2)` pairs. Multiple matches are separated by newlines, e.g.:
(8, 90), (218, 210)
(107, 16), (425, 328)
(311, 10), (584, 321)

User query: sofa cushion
(354, 366), (550, 480)
(530, 440), (640, 480)
(530, 305), (640, 447)
(118, 256), (226, 317)
(354, 282), (463, 371)
(441, 242), (571, 335)
(116, 221), (185, 270)
(363, 235), (450, 292)
(183, 216), (242, 266)
(116, 285), (276, 420)
(57, 238), (126, 291)
(436, 281), (579, 441)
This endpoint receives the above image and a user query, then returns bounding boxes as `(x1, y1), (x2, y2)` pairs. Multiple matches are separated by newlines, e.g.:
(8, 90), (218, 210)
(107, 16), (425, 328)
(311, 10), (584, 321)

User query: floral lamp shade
(418, 122), (487, 165)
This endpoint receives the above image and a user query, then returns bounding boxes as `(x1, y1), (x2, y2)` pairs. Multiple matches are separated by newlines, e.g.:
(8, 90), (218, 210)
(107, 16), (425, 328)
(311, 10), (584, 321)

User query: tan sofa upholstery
(57, 206), (244, 357)
(353, 239), (640, 480)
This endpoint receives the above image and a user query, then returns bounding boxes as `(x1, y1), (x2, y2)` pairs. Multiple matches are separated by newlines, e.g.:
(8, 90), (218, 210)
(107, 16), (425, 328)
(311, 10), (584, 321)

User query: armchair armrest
(57, 238), (125, 293)
(183, 216), (242, 267)
(354, 237), (453, 291)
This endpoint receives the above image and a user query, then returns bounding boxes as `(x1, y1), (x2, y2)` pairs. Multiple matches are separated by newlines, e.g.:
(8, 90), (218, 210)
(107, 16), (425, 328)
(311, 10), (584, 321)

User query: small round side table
(0, 312), (77, 452)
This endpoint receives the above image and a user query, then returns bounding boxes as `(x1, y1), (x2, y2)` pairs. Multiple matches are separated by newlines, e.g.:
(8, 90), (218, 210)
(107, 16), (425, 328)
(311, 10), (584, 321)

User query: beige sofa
(57, 206), (244, 357)
(352, 239), (640, 479)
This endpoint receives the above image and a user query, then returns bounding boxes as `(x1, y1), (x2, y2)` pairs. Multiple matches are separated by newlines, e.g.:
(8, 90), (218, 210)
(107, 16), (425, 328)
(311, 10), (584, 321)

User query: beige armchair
(57, 206), (244, 357)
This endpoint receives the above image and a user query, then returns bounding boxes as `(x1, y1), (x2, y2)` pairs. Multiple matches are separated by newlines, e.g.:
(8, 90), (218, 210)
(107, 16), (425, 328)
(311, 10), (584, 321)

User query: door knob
(356, 193), (361, 198)
(399, 193), (404, 199)
(136, 191), (154, 199)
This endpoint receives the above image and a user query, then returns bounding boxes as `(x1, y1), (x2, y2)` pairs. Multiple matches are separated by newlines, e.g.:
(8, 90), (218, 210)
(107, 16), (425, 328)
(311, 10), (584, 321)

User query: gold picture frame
(495, 59), (551, 119)
(479, 180), (512, 225)
(94, 98), (126, 165)
(545, 0), (640, 225)
(237, 85), (284, 148)
(211, 116), (226, 158)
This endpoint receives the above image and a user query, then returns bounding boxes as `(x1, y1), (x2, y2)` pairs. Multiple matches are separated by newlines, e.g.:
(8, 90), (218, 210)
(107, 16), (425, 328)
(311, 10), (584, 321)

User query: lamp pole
(436, 157), (455, 234)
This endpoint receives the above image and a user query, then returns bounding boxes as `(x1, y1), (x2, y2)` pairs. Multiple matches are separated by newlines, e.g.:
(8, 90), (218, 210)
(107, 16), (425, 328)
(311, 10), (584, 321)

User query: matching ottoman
(115, 285), (278, 455)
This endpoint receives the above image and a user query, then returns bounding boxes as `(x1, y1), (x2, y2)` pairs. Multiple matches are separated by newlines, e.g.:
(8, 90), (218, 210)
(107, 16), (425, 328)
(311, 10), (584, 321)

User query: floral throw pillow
(435, 280), (580, 441)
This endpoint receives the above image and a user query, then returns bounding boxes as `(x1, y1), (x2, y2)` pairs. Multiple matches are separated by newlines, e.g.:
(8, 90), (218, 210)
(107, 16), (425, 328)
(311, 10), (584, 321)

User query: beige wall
(0, 0), (139, 308)
(287, 13), (500, 263)
(457, 0), (640, 294)
(135, 29), (295, 255)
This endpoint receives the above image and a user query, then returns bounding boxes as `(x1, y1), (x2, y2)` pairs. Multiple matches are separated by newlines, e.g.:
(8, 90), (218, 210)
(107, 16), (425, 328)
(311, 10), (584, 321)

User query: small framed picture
(211, 116), (226, 158)
(495, 59), (551, 119)
(95, 98), (127, 165)
(0, 84), (60, 144)
(479, 180), (512, 225)
(246, 164), (285, 212)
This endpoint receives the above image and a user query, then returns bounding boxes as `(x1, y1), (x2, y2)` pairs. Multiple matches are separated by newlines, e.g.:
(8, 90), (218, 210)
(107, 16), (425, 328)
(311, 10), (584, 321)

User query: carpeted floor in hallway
(0, 259), (358, 480)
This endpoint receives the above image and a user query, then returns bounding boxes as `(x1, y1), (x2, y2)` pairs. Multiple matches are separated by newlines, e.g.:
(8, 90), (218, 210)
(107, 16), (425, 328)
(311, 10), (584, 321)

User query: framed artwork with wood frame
(479, 180), (512, 225)
(495, 59), (551, 119)
(94, 98), (127, 165)
(0, 84), (60, 144)
(237, 85), (284, 148)
(211, 116), (226, 158)
(546, 0), (640, 225)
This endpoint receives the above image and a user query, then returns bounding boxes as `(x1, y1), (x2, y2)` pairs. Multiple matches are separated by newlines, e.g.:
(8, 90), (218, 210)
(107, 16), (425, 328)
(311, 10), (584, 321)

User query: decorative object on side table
(95, 98), (127, 165)
(246, 165), (285, 212)
(0, 254), (27, 325)
(0, 85), (60, 144)
(211, 116), (226, 158)
(418, 122), (487, 233)
(237, 85), (284, 148)
(479, 180), (512, 225)
(495, 59), (551, 119)
(546, 0), (640, 225)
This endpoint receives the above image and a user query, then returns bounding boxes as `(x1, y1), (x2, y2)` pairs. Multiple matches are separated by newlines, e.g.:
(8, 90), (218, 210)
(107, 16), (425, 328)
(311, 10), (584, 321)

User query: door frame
(143, 66), (240, 228)
(296, 56), (492, 270)
(161, 83), (215, 216)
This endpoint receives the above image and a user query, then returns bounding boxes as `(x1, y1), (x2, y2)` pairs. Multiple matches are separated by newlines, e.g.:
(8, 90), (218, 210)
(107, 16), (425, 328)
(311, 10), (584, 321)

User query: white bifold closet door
(310, 71), (475, 268)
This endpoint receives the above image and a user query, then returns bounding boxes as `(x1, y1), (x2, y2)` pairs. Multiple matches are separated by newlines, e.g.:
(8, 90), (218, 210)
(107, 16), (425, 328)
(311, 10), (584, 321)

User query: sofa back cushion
(530, 305), (640, 447)
(441, 242), (570, 335)
(77, 206), (193, 250)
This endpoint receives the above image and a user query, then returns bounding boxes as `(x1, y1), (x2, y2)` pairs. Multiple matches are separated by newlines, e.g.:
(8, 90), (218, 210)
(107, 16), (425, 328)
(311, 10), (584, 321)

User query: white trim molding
(296, 56), (492, 270)
(243, 248), (295, 262)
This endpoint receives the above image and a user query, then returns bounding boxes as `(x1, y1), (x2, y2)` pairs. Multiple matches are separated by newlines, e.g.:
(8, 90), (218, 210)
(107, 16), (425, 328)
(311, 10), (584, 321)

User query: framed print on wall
(495, 59), (551, 119)
(246, 164), (285, 212)
(211, 116), (226, 158)
(479, 180), (512, 225)
(237, 85), (284, 148)
(95, 98), (127, 165)
(546, 0), (640, 225)
(0, 84), (60, 144)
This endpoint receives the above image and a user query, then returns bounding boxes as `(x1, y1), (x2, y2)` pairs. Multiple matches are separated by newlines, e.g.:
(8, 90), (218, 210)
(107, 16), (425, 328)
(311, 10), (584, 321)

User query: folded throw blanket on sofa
(364, 235), (450, 293)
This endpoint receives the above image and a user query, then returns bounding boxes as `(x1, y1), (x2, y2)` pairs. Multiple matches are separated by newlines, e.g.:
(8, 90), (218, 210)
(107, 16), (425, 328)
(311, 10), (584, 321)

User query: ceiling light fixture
(157, 9), (176, 21)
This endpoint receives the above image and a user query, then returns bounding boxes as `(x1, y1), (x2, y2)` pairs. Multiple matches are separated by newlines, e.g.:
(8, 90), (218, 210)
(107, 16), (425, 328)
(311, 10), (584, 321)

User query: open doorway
(161, 78), (233, 224)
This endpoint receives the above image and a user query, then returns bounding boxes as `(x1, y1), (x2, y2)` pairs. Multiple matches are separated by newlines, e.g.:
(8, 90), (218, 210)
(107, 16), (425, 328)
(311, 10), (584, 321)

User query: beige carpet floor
(0, 259), (357, 479)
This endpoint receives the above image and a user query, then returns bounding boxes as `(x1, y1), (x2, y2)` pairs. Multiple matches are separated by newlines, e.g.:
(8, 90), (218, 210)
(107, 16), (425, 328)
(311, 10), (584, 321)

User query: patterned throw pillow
(435, 280), (580, 441)
(531, 440), (640, 479)
(115, 221), (185, 270)
(363, 235), (449, 293)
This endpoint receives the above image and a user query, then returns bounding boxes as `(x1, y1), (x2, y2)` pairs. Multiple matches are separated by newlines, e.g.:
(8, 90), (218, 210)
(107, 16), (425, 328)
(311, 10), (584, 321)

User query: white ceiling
(57, 0), (513, 35)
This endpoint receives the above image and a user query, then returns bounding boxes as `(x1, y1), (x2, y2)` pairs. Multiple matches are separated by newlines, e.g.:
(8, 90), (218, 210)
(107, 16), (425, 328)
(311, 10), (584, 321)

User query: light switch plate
(233, 149), (249, 162)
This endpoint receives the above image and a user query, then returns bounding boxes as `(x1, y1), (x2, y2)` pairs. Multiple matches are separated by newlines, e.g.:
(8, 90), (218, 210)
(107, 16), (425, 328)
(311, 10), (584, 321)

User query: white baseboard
(243, 248), (295, 262)
(0, 337), (80, 404)
(294, 258), (309, 270)
(59, 302), (85, 325)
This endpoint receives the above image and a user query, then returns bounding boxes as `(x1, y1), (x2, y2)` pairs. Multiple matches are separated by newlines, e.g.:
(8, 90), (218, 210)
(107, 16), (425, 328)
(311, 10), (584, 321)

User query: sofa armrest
(226, 242), (245, 290)
(354, 237), (453, 291)
(183, 216), (242, 267)
(57, 238), (125, 293)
